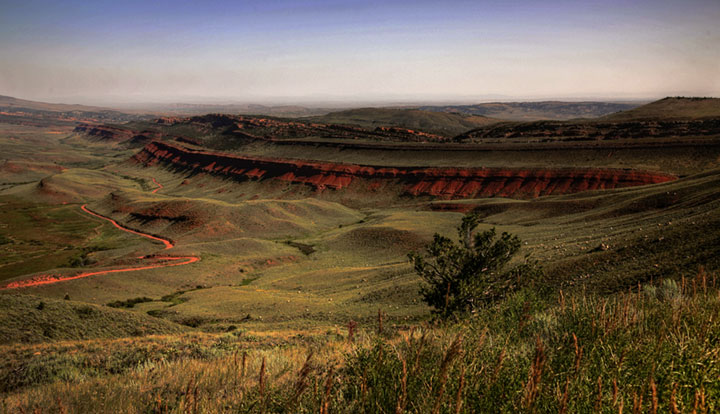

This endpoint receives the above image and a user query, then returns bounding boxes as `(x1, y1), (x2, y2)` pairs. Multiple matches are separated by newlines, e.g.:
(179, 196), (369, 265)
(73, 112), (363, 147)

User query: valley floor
(1, 121), (719, 412)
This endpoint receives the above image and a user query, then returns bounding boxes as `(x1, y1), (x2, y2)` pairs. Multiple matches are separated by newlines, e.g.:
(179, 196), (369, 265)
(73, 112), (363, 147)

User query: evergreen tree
(409, 213), (540, 318)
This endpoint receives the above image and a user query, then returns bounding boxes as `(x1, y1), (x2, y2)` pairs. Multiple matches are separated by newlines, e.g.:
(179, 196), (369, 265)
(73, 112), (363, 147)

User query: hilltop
(601, 96), (720, 121)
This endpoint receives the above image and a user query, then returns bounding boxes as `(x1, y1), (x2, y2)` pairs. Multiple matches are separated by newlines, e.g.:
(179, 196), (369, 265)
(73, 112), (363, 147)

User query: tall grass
(2, 270), (719, 413)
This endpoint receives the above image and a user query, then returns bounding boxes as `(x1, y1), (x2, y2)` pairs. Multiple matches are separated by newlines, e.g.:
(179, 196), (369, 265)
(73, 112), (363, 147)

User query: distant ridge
(124, 102), (334, 117)
(307, 107), (500, 136)
(0, 95), (118, 113)
(0, 95), (149, 126)
(601, 97), (720, 121)
(456, 97), (720, 143)
(0, 95), (331, 119)
(419, 101), (642, 121)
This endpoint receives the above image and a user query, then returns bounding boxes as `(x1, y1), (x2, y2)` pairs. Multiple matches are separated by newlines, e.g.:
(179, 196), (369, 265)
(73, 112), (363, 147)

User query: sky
(0, 0), (719, 105)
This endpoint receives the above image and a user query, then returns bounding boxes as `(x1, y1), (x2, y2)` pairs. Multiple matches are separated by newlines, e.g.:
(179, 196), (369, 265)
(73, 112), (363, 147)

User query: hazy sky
(0, 0), (718, 105)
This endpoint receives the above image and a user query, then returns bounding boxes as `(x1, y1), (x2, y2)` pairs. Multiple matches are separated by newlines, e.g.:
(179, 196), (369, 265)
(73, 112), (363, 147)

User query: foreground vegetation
(2, 268), (717, 413)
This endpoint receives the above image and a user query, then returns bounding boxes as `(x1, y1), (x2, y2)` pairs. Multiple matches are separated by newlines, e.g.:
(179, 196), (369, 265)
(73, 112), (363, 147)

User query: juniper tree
(409, 213), (539, 318)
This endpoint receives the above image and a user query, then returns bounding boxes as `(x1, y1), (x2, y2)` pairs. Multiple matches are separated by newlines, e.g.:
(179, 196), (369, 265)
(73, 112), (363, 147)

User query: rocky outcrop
(132, 141), (676, 200)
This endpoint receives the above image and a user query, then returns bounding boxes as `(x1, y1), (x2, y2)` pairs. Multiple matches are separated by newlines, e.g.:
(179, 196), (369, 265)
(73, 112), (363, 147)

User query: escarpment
(132, 141), (676, 200)
(73, 124), (200, 146)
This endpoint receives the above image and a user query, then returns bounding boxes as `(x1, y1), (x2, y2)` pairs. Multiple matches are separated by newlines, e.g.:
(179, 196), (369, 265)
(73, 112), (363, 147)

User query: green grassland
(232, 138), (720, 177)
(419, 100), (642, 121)
(2, 118), (718, 331)
(5, 143), (719, 334)
(0, 197), (122, 281)
(0, 294), (187, 345)
(438, 169), (720, 292)
(1, 105), (719, 412)
(602, 96), (720, 121)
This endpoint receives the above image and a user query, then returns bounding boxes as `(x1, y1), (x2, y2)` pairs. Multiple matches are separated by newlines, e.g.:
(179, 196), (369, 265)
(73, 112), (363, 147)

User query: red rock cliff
(132, 141), (676, 199)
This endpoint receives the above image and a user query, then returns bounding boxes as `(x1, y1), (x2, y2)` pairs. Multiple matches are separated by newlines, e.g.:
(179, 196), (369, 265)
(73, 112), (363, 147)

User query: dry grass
(5, 270), (717, 412)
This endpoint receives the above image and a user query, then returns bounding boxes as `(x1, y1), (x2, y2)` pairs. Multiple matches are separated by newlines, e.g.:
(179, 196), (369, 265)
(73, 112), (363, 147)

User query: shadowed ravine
(0, 181), (199, 290)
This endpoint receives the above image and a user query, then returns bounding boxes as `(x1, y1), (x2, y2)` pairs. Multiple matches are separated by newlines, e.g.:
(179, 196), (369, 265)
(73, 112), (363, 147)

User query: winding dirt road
(0, 179), (200, 290)
(80, 205), (173, 250)
(151, 177), (163, 194)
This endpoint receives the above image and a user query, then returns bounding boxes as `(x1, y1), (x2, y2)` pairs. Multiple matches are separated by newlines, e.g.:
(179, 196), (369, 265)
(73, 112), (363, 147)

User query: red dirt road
(151, 177), (163, 194)
(0, 180), (200, 290)
(80, 205), (173, 249)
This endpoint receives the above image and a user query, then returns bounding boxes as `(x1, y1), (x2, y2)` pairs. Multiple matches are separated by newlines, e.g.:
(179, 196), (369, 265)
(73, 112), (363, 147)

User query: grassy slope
(0, 330), (290, 395)
(92, 190), (365, 242)
(150, 209), (458, 331)
(3, 274), (719, 412)
(602, 97), (720, 121)
(8, 139), (705, 331)
(438, 169), (720, 292)
(235, 138), (720, 176)
(0, 122), (137, 172)
(0, 197), (117, 281)
(420, 101), (642, 121)
(50, 165), (718, 333)
(0, 294), (187, 344)
(308, 107), (499, 136)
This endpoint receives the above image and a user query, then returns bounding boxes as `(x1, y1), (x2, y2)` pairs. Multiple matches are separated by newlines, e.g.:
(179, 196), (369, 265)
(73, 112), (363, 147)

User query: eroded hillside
(132, 140), (676, 203)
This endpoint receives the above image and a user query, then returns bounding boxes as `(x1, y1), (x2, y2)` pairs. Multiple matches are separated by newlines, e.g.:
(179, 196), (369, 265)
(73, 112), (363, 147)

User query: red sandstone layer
(132, 141), (677, 199)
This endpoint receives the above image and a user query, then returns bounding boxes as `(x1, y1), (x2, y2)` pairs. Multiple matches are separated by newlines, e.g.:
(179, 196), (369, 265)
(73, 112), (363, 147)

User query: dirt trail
(151, 177), (163, 194)
(0, 179), (200, 290)
(80, 205), (173, 249)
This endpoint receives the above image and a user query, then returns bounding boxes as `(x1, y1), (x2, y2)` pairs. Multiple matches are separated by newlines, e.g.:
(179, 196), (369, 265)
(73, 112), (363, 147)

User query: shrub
(106, 297), (154, 308)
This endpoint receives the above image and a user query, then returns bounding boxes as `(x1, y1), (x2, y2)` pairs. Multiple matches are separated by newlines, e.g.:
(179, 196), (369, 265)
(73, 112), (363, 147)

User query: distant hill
(128, 102), (334, 118)
(601, 97), (720, 121)
(420, 101), (642, 121)
(0, 95), (150, 126)
(0, 95), (116, 113)
(94, 113), (455, 148)
(308, 107), (500, 136)
(455, 97), (720, 143)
